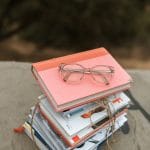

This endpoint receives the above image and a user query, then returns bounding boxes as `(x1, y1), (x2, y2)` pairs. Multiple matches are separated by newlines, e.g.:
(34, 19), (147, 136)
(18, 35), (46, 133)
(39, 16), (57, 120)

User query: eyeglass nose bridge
(84, 68), (91, 74)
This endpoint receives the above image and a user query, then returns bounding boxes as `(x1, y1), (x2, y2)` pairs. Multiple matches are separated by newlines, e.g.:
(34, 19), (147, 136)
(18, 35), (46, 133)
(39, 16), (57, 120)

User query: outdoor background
(0, 0), (150, 68)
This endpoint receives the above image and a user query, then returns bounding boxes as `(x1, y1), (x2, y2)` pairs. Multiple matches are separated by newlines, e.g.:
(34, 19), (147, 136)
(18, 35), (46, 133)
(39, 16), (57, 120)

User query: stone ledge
(0, 62), (149, 150)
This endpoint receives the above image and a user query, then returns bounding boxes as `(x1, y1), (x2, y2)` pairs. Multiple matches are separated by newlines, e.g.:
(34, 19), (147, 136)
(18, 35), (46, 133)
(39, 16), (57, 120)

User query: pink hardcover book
(32, 47), (132, 111)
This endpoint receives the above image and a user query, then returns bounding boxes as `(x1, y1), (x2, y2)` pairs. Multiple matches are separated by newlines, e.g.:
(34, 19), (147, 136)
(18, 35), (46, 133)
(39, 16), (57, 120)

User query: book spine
(23, 122), (51, 150)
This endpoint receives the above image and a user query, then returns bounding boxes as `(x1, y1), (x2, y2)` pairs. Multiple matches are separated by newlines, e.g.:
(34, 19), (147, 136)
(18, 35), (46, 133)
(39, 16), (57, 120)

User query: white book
(74, 114), (127, 150)
(39, 92), (130, 146)
(39, 92), (130, 136)
(24, 113), (127, 150)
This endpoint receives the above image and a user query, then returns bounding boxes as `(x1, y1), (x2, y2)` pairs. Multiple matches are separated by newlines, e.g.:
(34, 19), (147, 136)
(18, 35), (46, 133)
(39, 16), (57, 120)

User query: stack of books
(22, 47), (133, 150)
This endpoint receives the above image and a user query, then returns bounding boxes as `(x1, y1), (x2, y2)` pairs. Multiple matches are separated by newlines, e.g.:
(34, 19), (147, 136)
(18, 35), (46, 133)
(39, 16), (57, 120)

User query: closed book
(38, 92), (130, 137)
(39, 107), (127, 149)
(24, 114), (127, 150)
(32, 47), (132, 111)
(38, 92), (130, 148)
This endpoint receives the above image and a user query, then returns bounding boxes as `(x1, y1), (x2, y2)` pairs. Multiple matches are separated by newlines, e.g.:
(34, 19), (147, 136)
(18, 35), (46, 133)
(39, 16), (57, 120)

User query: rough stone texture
(0, 62), (149, 150)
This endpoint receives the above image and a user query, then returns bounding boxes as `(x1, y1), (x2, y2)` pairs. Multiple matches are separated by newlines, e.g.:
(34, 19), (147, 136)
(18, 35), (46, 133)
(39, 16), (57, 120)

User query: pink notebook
(32, 47), (132, 111)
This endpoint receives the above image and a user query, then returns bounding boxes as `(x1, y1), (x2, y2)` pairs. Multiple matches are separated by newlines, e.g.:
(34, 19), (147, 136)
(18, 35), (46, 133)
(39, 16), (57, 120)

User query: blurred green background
(0, 0), (150, 68)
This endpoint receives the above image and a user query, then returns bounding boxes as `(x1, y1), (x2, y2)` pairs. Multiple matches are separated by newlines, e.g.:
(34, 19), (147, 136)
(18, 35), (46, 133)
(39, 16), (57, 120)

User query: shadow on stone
(125, 90), (150, 122)
(120, 121), (130, 134)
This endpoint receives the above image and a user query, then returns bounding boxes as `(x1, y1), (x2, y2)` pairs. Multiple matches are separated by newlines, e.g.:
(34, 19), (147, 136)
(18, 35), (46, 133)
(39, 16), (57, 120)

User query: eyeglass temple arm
(92, 69), (114, 74)
(63, 71), (72, 82)
(94, 73), (109, 85)
(58, 65), (71, 82)
(101, 74), (110, 85)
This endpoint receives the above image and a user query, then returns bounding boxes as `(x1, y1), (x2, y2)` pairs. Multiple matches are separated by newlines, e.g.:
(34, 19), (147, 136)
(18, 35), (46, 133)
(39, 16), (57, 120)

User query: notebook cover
(32, 47), (132, 111)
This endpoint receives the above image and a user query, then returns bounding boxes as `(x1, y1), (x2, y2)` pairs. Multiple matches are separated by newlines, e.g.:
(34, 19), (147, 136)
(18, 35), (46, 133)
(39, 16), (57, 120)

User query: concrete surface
(0, 62), (150, 150)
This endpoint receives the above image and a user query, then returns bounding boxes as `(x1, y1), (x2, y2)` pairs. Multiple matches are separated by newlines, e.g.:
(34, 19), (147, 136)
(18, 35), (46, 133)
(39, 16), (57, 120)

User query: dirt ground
(0, 37), (150, 69)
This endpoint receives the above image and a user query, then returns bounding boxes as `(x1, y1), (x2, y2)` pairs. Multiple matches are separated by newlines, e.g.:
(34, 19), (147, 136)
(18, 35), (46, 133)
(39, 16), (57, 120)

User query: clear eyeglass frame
(58, 63), (115, 85)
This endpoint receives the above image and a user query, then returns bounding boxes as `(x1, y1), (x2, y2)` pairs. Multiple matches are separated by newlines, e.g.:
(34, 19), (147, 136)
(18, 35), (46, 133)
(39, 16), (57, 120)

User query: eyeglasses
(58, 63), (115, 85)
